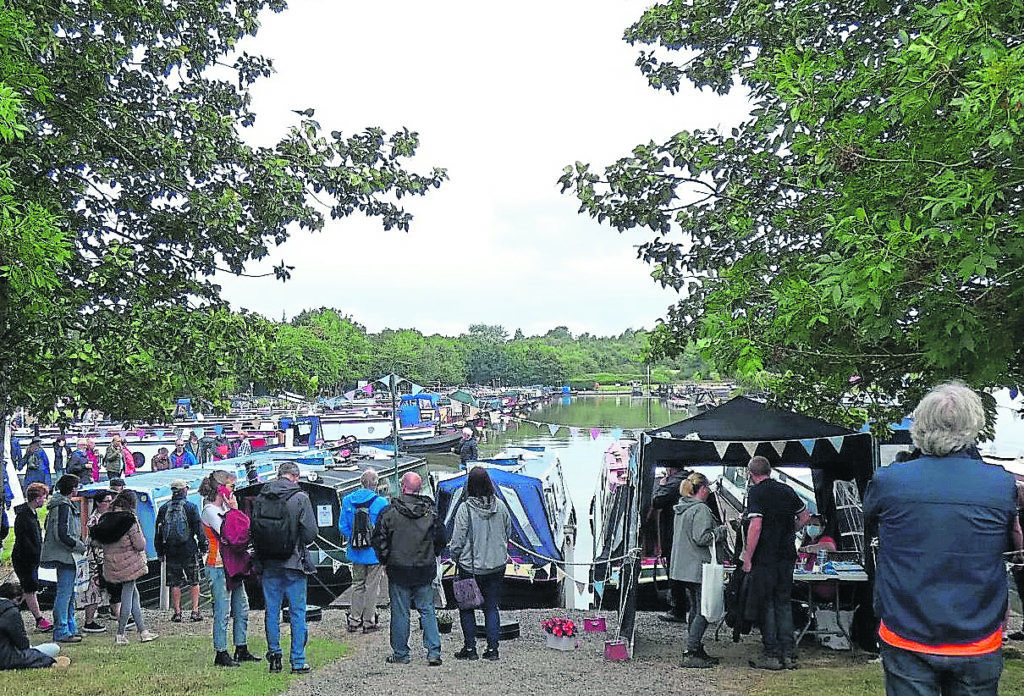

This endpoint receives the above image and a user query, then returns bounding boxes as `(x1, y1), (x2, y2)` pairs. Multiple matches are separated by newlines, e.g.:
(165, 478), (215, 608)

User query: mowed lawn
(0, 634), (348, 696)
(747, 655), (1024, 696)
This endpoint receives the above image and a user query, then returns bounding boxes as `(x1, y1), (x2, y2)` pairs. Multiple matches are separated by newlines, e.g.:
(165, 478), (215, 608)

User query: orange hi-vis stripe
(879, 621), (1002, 656)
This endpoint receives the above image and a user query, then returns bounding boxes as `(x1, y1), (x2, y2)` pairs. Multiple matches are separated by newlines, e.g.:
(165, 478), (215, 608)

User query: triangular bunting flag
(827, 436), (845, 453)
(800, 439), (816, 456)
(331, 558), (341, 573)
(155, 430), (164, 439)
(611, 429), (623, 439)
(590, 428), (601, 440)
(98, 428), (108, 437)
(594, 580), (604, 596)
(575, 580), (586, 595)
(214, 425), (223, 435)
(742, 441), (758, 457)
(770, 440), (787, 457)
(547, 423), (560, 436)
(135, 429), (145, 439)
(194, 428), (204, 438)
(569, 427), (580, 438)
(713, 441), (730, 460)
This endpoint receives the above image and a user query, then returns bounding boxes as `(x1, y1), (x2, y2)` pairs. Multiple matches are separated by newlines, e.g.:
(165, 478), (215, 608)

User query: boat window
(498, 486), (542, 547)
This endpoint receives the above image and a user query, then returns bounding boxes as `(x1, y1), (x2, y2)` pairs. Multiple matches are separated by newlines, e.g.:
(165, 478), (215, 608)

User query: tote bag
(700, 537), (726, 623)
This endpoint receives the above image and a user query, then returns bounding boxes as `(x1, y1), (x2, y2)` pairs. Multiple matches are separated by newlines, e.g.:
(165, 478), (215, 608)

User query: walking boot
(267, 652), (283, 673)
(214, 650), (239, 668)
(234, 645), (263, 662)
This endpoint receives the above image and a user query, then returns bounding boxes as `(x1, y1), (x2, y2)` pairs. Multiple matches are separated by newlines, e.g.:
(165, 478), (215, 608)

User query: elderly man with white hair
(339, 468), (389, 633)
(453, 427), (479, 468)
(864, 381), (1021, 696)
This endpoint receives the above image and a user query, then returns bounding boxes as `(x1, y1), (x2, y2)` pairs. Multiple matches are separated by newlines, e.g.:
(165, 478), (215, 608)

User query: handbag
(452, 506), (483, 610)
(700, 536), (726, 623)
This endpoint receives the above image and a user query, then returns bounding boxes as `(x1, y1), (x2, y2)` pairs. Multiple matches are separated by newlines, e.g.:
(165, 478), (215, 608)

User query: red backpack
(218, 508), (255, 587)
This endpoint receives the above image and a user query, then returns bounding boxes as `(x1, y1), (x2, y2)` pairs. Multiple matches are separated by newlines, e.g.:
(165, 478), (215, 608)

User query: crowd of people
(1, 382), (1020, 695)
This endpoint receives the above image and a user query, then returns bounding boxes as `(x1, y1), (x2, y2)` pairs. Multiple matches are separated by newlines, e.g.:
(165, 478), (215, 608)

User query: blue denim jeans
(457, 569), (504, 651)
(53, 563), (78, 641)
(389, 581), (441, 661)
(205, 565), (249, 652)
(880, 644), (1002, 696)
(753, 561), (795, 658)
(262, 568), (308, 667)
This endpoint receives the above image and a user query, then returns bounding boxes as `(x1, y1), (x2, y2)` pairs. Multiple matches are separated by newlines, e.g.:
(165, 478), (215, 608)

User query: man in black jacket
(453, 428), (479, 467)
(12, 483), (52, 632)
(253, 462), (315, 674)
(371, 472), (446, 666)
(651, 466), (690, 622)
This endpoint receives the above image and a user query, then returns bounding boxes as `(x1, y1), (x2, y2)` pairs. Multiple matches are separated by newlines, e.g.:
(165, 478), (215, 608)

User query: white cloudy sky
(215, 0), (750, 337)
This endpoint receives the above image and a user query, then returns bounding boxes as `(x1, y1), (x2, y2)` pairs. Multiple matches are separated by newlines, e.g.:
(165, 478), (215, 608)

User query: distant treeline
(257, 308), (715, 395)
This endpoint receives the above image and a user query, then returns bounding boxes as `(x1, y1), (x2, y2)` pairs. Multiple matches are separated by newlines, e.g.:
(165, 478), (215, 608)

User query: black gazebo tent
(614, 396), (874, 652)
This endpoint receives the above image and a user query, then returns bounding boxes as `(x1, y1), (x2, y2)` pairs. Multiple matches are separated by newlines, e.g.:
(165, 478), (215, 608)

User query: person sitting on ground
(11, 483), (53, 632)
(0, 582), (67, 670)
(90, 491), (158, 645)
(155, 480), (206, 623)
(671, 472), (728, 669)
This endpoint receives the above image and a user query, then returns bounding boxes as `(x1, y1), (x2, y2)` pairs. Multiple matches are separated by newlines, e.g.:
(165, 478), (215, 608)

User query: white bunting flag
(827, 436), (845, 454)
(770, 441), (787, 457)
(548, 423), (560, 436)
(742, 441), (758, 457)
(714, 441), (731, 460)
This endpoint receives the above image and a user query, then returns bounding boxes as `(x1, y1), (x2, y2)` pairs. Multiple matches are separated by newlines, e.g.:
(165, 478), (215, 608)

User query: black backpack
(250, 488), (300, 560)
(350, 497), (378, 551)
(161, 500), (191, 548)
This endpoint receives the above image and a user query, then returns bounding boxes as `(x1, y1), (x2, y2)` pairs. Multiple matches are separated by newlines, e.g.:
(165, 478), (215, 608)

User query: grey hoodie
(668, 495), (726, 583)
(39, 492), (86, 567)
(449, 496), (512, 575)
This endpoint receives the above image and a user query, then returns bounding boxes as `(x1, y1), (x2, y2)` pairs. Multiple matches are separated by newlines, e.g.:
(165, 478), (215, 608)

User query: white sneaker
(139, 630), (159, 643)
(115, 634), (128, 645)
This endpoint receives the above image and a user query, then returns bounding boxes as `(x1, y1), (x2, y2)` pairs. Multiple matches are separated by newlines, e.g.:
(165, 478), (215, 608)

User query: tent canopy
(643, 396), (873, 487)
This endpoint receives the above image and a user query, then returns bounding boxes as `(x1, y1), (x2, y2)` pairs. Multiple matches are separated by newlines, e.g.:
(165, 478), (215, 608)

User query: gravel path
(282, 607), (879, 696)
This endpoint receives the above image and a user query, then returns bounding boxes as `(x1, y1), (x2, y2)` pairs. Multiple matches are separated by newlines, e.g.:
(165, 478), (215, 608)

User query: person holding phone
(198, 471), (257, 668)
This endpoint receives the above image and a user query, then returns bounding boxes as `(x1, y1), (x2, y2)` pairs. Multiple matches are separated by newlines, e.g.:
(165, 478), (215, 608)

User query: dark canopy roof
(643, 396), (872, 482)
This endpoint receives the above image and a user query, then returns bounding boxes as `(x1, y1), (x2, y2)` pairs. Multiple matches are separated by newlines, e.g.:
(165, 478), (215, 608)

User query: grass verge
(745, 654), (1024, 696)
(0, 634), (348, 696)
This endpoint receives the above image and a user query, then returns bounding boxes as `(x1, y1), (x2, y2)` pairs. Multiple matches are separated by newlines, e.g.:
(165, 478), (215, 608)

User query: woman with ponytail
(670, 472), (728, 669)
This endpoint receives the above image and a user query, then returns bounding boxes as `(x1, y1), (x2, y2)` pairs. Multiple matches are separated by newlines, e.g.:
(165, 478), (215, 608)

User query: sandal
(171, 612), (183, 623)
(345, 615), (363, 633)
(190, 611), (203, 622)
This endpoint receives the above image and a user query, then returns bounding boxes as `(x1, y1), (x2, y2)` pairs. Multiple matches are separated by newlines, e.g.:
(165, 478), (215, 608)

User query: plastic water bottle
(816, 549), (827, 572)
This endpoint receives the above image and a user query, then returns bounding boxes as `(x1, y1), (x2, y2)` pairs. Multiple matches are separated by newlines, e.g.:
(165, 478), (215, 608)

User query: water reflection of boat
(430, 447), (576, 606)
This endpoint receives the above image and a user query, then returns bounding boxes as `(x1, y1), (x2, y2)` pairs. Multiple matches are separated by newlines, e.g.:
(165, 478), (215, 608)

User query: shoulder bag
(452, 505), (483, 610)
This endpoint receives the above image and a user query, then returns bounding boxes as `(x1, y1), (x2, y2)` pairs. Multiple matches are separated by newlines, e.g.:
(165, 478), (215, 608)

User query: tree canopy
(561, 0), (1024, 429)
(1, 0), (446, 423)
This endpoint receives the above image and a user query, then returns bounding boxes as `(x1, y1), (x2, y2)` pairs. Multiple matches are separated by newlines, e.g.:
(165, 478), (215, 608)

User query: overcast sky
(215, 0), (750, 337)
